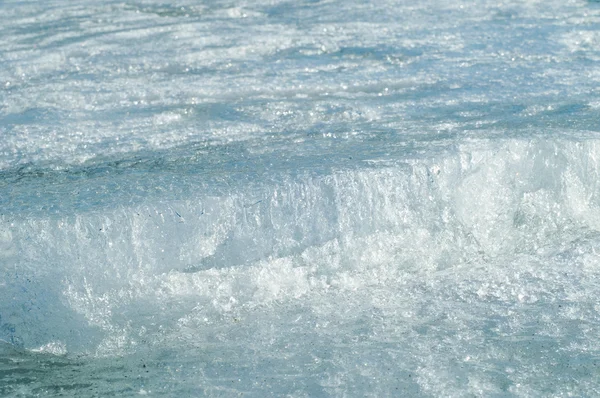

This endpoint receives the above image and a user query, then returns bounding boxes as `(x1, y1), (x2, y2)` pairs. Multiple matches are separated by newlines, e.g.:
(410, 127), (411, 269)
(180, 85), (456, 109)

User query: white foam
(30, 341), (67, 356)
(2, 137), (600, 359)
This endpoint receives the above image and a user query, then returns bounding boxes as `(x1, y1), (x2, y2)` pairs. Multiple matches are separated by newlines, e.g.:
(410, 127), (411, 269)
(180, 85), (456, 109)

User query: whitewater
(2, 0), (600, 396)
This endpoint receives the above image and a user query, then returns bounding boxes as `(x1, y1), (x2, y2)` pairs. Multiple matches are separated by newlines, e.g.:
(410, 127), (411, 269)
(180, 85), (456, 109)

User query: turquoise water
(2, 0), (600, 396)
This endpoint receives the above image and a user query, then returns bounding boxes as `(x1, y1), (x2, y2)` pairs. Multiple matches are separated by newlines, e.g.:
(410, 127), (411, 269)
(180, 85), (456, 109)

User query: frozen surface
(2, 0), (600, 396)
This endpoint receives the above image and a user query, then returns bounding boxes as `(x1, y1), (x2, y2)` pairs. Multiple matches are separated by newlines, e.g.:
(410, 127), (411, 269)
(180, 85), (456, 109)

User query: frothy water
(2, 0), (600, 396)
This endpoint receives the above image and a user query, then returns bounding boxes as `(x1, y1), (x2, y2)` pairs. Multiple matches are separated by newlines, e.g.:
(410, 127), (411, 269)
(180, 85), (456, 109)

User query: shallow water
(2, 0), (600, 396)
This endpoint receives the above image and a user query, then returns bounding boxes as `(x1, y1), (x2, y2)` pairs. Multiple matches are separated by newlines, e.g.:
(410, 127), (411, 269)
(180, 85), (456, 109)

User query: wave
(2, 135), (600, 355)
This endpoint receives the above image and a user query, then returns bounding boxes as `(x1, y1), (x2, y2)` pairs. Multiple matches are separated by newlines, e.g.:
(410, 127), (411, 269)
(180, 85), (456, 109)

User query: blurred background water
(2, 0), (600, 396)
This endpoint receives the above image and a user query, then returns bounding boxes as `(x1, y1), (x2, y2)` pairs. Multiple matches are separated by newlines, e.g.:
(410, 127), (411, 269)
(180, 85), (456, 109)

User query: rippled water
(2, 0), (600, 396)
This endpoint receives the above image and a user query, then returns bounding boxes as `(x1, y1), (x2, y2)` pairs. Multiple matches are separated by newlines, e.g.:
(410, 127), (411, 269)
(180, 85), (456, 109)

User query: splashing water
(2, 0), (600, 396)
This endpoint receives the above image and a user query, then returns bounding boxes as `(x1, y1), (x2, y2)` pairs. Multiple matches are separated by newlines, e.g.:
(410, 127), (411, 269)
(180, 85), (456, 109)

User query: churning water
(2, 0), (600, 396)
